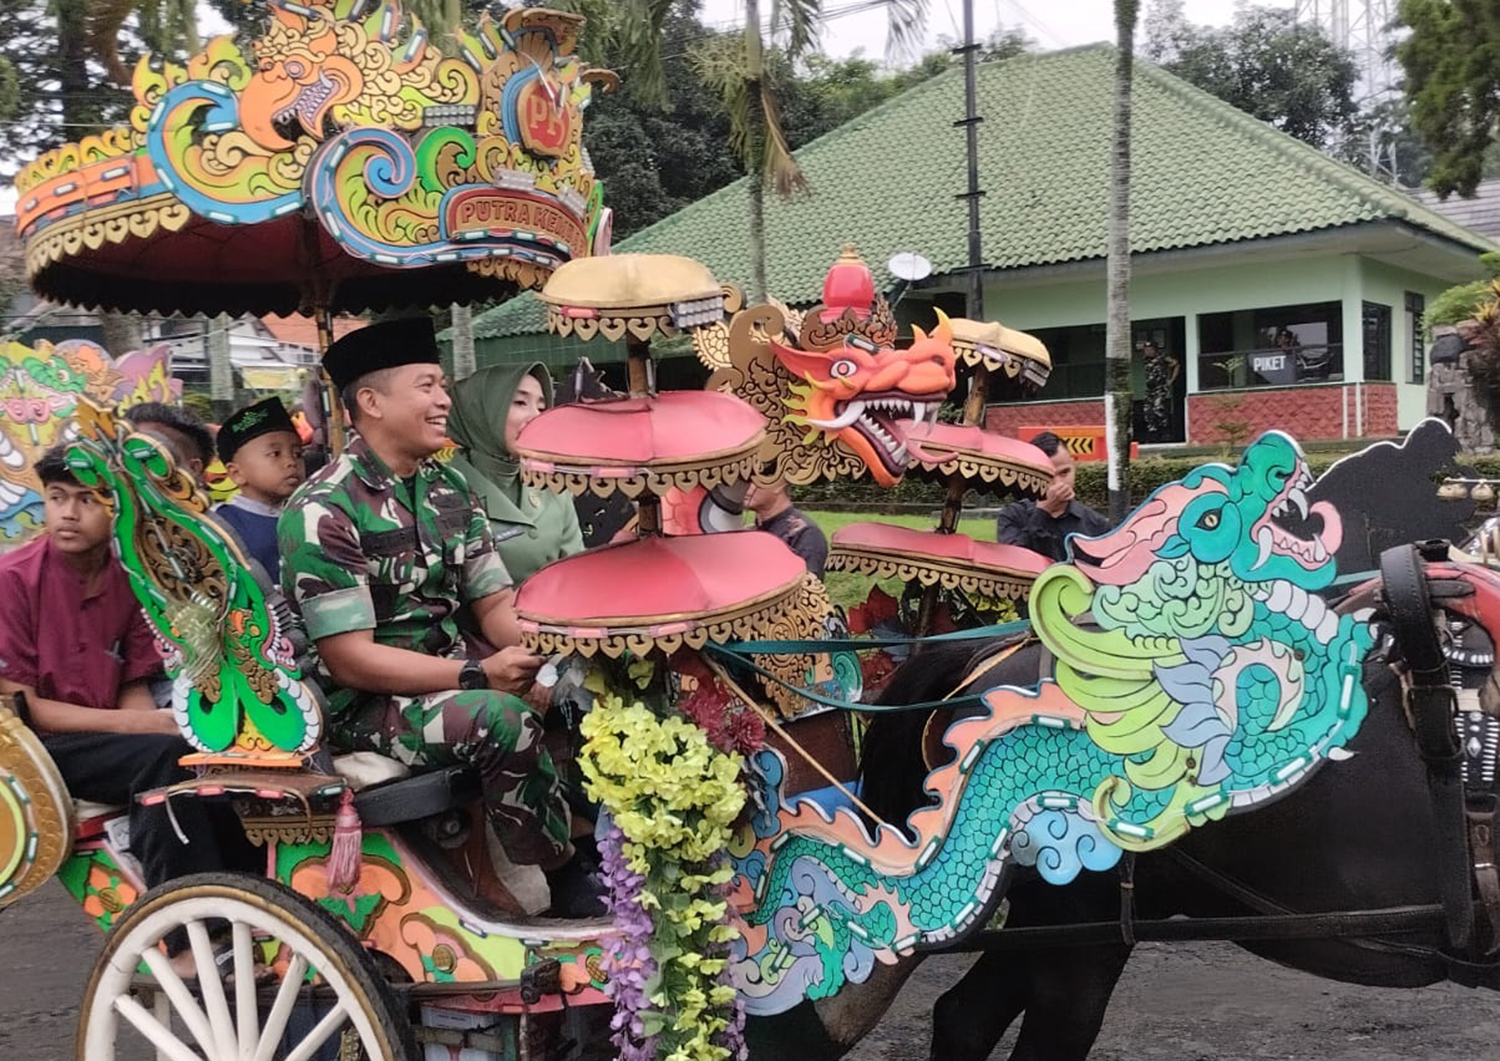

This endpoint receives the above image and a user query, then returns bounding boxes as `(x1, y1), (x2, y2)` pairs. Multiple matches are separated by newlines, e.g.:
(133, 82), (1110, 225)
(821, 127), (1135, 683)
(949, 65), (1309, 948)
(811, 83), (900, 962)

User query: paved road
(5, 880), (1498, 1060)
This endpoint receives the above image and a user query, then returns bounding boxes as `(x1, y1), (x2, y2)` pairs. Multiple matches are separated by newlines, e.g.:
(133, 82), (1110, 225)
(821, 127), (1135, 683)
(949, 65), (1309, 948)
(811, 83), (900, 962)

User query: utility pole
(955, 0), (984, 322)
(916, 0), (987, 637)
(451, 303), (476, 380)
(207, 312), (234, 421)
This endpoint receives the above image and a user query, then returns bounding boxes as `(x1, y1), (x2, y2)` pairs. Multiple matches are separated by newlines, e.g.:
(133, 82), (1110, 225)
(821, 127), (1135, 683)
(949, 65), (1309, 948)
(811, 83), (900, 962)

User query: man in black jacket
(997, 432), (1111, 563)
(746, 479), (828, 577)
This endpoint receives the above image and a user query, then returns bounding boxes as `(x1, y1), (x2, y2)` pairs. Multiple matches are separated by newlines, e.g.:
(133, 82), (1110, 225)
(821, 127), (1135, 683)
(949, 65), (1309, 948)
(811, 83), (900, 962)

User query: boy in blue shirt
(214, 398), (305, 581)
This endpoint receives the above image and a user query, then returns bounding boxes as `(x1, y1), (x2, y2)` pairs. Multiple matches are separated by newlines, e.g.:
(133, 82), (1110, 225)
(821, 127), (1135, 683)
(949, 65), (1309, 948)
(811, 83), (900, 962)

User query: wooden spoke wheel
(77, 872), (416, 1061)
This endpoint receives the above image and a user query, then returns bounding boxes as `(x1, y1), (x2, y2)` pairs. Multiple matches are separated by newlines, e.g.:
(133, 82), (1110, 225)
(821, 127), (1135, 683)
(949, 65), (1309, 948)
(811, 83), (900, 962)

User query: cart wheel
(77, 871), (416, 1061)
(0, 703), (74, 909)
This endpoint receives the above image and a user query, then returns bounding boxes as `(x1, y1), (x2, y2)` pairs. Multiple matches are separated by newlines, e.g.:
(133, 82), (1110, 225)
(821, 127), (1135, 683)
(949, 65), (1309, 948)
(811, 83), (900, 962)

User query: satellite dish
(887, 252), (933, 282)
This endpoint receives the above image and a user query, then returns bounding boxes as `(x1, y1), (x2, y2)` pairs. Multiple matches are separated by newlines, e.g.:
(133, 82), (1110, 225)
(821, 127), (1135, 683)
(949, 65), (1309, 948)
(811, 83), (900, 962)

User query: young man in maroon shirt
(0, 447), (227, 915)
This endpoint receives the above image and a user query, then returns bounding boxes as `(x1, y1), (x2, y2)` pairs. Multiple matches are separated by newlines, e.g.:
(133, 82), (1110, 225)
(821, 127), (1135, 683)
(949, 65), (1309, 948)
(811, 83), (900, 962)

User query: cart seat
(350, 763), (481, 829)
(331, 752), (410, 791)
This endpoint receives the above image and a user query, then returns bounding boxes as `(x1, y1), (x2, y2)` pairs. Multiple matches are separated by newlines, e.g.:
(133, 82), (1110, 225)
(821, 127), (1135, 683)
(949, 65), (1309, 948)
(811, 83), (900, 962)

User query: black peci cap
(321, 317), (440, 393)
(217, 397), (297, 463)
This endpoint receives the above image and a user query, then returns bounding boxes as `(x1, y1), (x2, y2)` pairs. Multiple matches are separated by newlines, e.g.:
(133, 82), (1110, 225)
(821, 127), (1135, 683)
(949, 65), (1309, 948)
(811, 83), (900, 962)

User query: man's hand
(131, 709), (184, 736)
(483, 646), (543, 695)
(1038, 476), (1073, 518)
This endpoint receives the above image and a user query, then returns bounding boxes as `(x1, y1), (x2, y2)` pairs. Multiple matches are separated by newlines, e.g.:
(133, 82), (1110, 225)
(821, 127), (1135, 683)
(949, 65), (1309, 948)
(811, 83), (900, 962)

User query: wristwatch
(458, 659), (487, 691)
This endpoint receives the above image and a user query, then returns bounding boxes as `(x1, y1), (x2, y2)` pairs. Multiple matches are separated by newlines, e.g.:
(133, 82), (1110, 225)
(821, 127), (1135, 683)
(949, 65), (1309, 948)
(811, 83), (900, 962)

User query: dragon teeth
(1253, 526), (1274, 570)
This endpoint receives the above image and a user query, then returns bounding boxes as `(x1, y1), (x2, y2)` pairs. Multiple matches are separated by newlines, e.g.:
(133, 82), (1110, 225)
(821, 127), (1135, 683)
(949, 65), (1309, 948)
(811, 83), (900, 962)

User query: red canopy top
(831, 523), (1050, 577)
(515, 531), (813, 656)
(516, 390), (767, 498)
(900, 420), (1053, 498)
(827, 521), (1051, 602)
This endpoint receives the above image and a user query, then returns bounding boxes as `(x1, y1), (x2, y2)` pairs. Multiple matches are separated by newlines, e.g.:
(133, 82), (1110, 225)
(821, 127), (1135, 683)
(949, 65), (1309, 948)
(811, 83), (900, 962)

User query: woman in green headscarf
(447, 362), (584, 583)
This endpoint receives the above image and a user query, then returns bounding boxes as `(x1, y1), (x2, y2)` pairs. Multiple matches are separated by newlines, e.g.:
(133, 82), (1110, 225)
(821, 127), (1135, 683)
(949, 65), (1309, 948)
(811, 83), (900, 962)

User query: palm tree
(694, 0), (929, 302)
(1105, 0), (1139, 521)
(84, 0), (201, 85)
(54, 0), (201, 356)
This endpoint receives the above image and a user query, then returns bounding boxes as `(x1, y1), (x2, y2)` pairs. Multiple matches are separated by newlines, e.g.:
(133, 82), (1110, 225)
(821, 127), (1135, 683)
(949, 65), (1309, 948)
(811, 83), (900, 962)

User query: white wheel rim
(83, 891), (392, 1061)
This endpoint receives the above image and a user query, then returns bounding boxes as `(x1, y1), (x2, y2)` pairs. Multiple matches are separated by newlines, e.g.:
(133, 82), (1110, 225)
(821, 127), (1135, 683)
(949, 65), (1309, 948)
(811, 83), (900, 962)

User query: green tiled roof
(470, 44), (1497, 338)
(470, 289), (548, 339)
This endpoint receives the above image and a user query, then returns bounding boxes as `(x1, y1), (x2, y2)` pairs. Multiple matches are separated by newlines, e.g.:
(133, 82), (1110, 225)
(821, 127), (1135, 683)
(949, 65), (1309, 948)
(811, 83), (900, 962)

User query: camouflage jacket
(277, 433), (511, 669)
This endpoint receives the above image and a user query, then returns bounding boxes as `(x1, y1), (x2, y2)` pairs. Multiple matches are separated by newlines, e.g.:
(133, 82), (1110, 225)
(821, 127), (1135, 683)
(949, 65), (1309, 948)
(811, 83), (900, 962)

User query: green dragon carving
(66, 400), (320, 756)
(730, 432), (1375, 1014)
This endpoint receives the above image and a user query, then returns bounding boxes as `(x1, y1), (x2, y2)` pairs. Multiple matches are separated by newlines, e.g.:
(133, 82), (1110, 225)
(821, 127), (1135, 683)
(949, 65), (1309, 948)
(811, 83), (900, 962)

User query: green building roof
(470, 43), (1495, 340)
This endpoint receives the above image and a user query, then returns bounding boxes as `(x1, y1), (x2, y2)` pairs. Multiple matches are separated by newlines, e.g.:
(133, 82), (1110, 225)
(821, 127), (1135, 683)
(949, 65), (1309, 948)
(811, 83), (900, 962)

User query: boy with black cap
(277, 317), (602, 917)
(215, 397), (305, 581)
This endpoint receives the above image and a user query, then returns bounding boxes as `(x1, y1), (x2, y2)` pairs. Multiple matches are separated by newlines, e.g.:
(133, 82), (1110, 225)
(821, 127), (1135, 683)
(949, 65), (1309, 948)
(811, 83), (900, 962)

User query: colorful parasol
(948, 315), (1051, 396)
(515, 532), (824, 658)
(15, 0), (615, 317)
(826, 521), (1050, 603)
(902, 420), (1052, 496)
(513, 253), (837, 701)
(517, 390), (765, 500)
(521, 253), (751, 529)
(540, 253), (730, 344)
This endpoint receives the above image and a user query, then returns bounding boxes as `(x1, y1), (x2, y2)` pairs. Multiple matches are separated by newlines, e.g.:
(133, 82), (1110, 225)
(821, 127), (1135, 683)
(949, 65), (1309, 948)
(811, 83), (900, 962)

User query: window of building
(1406, 292), (1426, 383)
(1027, 322), (1107, 399)
(1363, 302), (1392, 381)
(1196, 301), (1343, 389)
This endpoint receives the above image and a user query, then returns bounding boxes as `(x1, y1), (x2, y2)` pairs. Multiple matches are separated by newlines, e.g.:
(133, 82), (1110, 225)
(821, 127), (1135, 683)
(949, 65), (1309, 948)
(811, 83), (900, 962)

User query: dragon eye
(831, 359), (857, 379)
(1197, 511), (1220, 530)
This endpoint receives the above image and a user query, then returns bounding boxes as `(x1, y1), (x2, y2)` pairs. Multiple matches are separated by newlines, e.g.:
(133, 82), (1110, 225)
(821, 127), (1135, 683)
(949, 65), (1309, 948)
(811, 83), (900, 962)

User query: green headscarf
(446, 361), (553, 508)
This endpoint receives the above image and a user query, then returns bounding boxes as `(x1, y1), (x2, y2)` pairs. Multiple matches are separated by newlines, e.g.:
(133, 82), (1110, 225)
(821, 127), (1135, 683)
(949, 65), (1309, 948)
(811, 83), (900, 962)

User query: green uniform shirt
(278, 433), (511, 668)
(447, 451), (584, 583)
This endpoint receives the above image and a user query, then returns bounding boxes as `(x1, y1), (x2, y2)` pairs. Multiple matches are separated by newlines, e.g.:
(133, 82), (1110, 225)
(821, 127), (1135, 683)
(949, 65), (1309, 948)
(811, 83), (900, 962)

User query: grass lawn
(805, 509), (996, 610)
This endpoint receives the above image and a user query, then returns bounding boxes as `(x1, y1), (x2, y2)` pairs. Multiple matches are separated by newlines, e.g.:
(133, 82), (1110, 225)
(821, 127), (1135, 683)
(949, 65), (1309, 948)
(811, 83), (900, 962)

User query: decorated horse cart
(4, 3), (1500, 1061)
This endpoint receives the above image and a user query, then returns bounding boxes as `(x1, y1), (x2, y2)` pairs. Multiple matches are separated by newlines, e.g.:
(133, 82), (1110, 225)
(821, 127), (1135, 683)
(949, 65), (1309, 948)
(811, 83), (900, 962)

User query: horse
(824, 575), (1497, 1061)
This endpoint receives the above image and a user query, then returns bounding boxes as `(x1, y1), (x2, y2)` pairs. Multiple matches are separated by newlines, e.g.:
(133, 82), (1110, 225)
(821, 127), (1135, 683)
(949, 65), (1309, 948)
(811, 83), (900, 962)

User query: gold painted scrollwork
(750, 574), (838, 718)
(825, 549), (1037, 602)
(520, 447), (762, 502)
(0, 706), (75, 908)
(519, 572), (828, 662)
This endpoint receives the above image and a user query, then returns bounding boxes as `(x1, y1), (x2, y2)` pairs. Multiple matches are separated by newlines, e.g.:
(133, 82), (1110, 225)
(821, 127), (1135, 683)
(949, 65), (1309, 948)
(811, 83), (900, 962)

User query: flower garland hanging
(580, 666), (749, 1061)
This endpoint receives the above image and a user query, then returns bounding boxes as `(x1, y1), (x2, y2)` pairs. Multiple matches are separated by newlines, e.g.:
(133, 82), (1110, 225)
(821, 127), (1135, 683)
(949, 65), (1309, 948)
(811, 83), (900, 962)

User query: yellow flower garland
(580, 690), (748, 1061)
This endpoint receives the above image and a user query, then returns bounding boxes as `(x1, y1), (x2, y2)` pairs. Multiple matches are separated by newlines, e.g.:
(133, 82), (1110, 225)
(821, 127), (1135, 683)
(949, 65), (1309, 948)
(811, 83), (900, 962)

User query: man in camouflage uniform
(278, 317), (601, 916)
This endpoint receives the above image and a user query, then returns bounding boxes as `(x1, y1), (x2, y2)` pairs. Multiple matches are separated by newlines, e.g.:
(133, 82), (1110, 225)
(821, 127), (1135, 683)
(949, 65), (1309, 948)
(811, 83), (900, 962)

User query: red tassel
(327, 790), (363, 894)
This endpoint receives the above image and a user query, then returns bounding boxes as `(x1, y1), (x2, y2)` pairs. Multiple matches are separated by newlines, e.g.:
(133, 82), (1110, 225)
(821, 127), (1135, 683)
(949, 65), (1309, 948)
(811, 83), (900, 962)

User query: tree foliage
(583, 2), (974, 241)
(1396, 0), (1500, 197)
(0, 0), (212, 180)
(1144, 1), (1358, 149)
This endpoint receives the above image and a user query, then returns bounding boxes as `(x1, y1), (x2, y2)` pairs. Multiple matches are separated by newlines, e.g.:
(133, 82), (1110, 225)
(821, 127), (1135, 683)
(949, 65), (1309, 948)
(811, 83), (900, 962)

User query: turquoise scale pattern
(729, 432), (1377, 1017)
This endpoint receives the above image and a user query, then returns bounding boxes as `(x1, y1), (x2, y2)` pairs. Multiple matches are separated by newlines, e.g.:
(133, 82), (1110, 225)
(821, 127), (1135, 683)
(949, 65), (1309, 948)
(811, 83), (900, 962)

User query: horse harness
(1370, 542), (1500, 960)
(953, 545), (1500, 981)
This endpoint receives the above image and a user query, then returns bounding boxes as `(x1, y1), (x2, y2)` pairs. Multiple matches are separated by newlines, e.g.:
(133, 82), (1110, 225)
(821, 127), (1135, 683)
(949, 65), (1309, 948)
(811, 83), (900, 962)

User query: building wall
(1356, 258), (1450, 429)
(985, 384), (1398, 443)
(979, 252), (1441, 440)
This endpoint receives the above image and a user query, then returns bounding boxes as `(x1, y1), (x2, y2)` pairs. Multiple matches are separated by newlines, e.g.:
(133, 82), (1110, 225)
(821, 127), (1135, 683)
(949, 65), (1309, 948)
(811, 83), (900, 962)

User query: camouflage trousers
(331, 689), (570, 867)
(1144, 389), (1172, 441)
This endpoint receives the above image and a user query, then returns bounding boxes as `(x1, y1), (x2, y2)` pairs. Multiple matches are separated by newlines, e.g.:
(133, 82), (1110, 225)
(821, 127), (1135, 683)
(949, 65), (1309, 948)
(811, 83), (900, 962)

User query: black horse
(839, 604), (1496, 1061)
